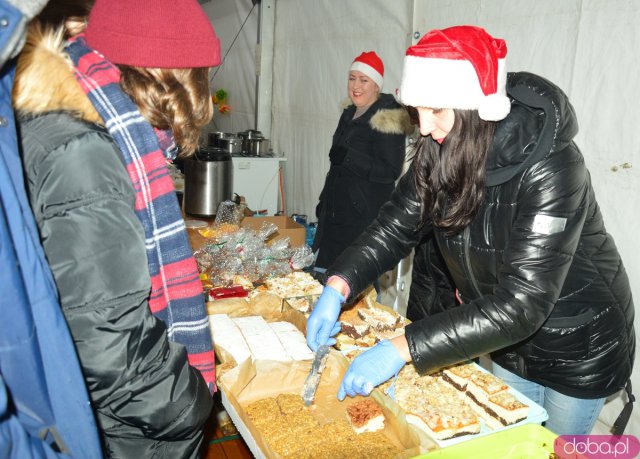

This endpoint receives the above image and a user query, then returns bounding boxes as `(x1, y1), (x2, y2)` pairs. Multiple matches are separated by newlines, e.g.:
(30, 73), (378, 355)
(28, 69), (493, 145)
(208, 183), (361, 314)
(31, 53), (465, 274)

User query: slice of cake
(465, 371), (509, 406)
(339, 307), (371, 339)
(263, 272), (323, 298)
(405, 409), (481, 441)
(284, 296), (315, 313)
(394, 376), (480, 441)
(357, 306), (400, 332)
(464, 371), (528, 430)
(208, 314), (252, 365)
(466, 390), (530, 430)
(371, 326), (405, 341)
(442, 362), (481, 392)
(346, 399), (385, 434)
(233, 316), (290, 362)
(269, 321), (314, 361)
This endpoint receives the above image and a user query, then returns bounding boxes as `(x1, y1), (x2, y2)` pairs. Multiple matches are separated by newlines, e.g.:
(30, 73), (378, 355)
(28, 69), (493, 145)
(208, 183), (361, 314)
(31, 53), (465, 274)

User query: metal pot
(217, 136), (243, 155)
(237, 129), (263, 140)
(183, 147), (233, 217)
(246, 137), (270, 156)
(207, 131), (227, 148)
(238, 129), (264, 155)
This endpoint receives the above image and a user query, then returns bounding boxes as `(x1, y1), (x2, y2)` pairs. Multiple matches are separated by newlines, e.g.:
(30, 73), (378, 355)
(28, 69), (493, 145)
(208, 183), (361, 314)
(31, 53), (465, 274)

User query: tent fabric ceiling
(205, 0), (639, 435)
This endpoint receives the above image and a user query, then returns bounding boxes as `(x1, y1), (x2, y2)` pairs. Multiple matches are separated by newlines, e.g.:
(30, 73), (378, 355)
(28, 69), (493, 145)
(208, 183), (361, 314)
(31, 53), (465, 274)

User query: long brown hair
(118, 66), (213, 157)
(411, 109), (496, 236)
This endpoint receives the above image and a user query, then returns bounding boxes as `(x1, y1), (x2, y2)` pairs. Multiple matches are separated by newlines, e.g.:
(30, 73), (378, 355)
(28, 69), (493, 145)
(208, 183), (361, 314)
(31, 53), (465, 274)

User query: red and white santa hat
(399, 26), (510, 121)
(350, 51), (384, 89)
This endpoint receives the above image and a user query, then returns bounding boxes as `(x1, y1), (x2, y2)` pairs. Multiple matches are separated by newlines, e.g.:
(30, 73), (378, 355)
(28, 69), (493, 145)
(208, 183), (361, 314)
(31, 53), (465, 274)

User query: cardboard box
(240, 216), (306, 247)
(218, 351), (433, 459)
(208, 291), (435, 458)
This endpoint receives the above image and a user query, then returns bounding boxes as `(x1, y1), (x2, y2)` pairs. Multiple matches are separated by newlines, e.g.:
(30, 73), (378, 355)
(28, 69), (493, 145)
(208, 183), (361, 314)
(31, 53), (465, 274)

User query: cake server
(301, 344), (330, 406)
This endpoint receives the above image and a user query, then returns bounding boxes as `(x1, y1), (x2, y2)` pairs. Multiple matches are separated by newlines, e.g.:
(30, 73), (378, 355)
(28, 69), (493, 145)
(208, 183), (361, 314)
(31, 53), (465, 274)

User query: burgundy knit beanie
(85, 0), (221, 68)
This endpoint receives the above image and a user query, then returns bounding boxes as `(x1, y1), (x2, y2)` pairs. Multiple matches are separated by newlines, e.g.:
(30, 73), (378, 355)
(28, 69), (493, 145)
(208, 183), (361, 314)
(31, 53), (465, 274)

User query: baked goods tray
(402, 362), (548, 449)
(218, 355), (431, 458)
(220, 389), (266, 459)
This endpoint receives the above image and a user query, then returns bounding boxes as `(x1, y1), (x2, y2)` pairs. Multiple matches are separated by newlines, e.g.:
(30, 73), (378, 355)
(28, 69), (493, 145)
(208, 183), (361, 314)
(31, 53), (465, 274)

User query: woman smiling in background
(312, 51), (412, 282)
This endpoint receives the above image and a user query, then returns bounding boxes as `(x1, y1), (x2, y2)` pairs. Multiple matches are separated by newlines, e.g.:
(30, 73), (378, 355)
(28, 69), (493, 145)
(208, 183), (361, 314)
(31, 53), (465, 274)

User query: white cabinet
(232, 157), (286, 215)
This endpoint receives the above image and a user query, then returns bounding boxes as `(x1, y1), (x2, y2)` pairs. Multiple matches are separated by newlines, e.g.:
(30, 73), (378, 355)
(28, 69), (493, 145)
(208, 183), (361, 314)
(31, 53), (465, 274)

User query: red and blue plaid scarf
(66, 35), (216, 391)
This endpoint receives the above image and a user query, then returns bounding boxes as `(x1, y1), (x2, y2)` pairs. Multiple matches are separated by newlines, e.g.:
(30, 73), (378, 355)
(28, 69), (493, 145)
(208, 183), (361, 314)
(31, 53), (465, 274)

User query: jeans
(492, 362), (605, 435)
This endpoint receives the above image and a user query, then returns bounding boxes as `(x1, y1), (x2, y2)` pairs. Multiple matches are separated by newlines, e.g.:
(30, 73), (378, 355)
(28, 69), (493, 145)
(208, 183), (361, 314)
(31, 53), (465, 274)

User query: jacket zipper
(462, 227), (482, 298)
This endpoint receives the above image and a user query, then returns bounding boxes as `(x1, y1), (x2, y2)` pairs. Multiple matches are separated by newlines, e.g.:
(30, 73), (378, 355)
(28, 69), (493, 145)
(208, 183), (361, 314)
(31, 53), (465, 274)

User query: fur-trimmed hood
(341, 93), (415, 136)
(12, 24), (102, 124)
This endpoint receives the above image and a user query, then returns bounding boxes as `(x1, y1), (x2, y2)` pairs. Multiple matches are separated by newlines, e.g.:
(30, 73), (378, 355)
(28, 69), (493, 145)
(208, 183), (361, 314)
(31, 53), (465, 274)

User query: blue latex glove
(306, 285), (344, 351)
(338, 340), (406, 400)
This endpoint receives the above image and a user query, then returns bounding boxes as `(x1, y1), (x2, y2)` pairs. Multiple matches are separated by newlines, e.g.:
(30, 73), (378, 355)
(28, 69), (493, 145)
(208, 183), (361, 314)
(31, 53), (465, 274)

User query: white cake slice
(267, 321), (299, 333)
(208, 314), (252, 365)
(269, 321), (314, 361)
(232, 316), (273, 336)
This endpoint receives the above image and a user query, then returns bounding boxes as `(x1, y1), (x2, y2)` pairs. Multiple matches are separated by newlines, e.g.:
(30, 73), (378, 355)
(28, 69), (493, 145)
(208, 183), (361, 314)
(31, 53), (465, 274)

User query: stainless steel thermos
(183, 147), (233, 217)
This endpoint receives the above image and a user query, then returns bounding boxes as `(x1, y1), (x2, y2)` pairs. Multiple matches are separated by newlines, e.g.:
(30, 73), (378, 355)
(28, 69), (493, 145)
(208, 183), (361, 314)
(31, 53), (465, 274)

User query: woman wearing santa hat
(307, 26), (635, 435)
(312, 51), (413, 276)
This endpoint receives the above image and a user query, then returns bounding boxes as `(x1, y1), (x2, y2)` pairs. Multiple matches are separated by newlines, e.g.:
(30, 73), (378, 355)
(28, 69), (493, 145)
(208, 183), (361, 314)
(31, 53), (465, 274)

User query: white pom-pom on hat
(479, 93), (511, 121)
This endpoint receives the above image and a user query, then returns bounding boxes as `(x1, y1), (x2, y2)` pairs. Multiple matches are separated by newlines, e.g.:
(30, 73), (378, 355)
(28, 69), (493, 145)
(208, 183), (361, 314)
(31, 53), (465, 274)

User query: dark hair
(118, 66), (213, 157)
(411, 109), (496, 236)
(36, 0), (94, 37)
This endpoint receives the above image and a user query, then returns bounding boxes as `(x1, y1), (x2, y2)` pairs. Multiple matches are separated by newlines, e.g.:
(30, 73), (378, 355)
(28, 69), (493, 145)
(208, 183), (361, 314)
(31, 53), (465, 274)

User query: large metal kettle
(183, 147), (233, 217)
(237, 129), (265, 156)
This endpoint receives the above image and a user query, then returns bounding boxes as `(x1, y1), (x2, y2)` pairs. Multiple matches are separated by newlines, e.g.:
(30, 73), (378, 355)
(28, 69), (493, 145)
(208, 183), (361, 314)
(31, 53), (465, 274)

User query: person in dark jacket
(0, 0), (103, 456)
(307, 26), (635, 435)
(13, 0), (221, 456)
(312, 51), (412, 274)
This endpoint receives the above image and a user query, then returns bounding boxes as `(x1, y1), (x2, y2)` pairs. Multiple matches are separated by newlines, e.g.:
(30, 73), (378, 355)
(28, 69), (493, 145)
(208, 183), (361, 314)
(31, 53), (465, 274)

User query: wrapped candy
(192, 214), (315, 288)
(290, 245), (315, 270)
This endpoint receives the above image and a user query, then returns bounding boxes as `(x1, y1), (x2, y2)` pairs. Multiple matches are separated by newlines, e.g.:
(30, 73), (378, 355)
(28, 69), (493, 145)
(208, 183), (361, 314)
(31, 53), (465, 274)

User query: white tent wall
(201, 0), (259, 135)
(204, 0), (639, 434)
(269, 1), (413, 218)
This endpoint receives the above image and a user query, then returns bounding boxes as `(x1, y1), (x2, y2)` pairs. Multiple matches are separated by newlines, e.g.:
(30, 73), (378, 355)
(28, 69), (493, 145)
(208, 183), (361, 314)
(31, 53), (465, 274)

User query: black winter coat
(15, 29), (212, 458)
(312, 93), (411, 268)
(328, 72), (635, 399)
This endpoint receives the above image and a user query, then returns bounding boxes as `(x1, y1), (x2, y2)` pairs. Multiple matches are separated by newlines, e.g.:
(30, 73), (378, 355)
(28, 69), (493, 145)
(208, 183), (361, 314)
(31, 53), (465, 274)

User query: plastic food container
(417, 424), (559, 458)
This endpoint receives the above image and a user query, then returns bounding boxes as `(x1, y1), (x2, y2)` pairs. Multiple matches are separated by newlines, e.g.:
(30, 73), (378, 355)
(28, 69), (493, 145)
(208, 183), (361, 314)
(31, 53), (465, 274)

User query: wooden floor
(203, 394), (253, 459)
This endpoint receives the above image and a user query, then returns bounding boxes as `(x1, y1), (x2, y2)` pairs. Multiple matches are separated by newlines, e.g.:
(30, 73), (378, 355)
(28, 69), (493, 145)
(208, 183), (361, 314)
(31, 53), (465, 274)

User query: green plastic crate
(417, 424), (559, 458)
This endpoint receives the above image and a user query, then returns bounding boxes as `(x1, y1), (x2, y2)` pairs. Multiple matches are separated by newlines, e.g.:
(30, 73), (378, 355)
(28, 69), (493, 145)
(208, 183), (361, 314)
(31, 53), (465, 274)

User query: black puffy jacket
(313, 93), (411, 268)
(328, 72), (635, 399)
(15, 27), (212, 458)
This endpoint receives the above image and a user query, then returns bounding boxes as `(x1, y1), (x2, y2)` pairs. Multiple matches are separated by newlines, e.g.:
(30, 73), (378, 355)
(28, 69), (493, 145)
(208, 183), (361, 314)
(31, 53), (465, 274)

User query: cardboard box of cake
(205, 271), (329, 378)
(218, 348), (435, 458)
(208, 278), (438, 456)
